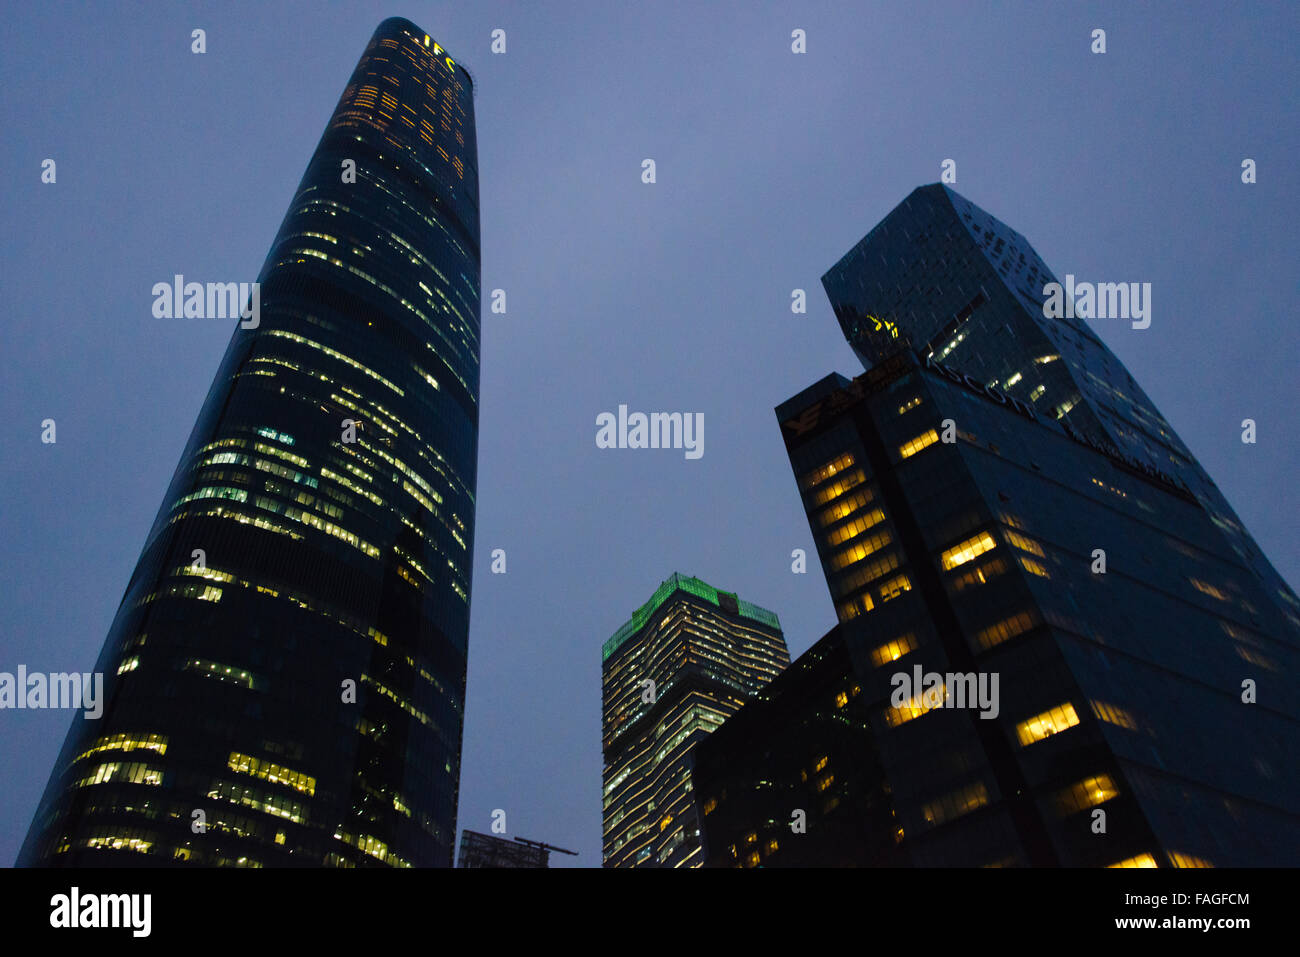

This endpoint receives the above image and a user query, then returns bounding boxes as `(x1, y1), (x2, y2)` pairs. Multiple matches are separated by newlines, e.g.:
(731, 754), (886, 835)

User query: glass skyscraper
(821, 184), (1300, 635)
(19, 18), (480, 867)
(601, 574), (789, 867)
(695, 348), (1300, 866)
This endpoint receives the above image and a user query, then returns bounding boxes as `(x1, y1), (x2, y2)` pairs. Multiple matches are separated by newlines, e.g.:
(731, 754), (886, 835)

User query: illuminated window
(950, 557), (1008, 592)
(1170, 852), (1214, 868)
(74, 733), (168, 763)
(885, 685), (948, 727)
(1090, 700), (1138, 730)
(899, 430), (939, 459)
(1107, 853), (1157, 869)
(1056, 774), (1119, 815)
(940, 532), (998, 570)
(1018, 555), (1050, 578)
(921, 782), (989, 826)
(1189, 578), (1230, 601)
(1002, 529), (1044, 557)
(812, 756), (828, 773)
(828, 531), (893, 570)
(878, 574), (911, 603)
(1029, 384), (1046, 401)
(897, 397), (922, 414)
(973, 610), (1037, 651)
(228, 752), (317, 796)
(802, 453), (855, 490)
(810, 470), (867, 506)
(869, 633), (917, 667)
(825, 508), (887, 546)
(75, 762), (164, 788)
(816, 489), (875, 527)
(1014, 703), (1080, 746)
(834, 690), (849, 708)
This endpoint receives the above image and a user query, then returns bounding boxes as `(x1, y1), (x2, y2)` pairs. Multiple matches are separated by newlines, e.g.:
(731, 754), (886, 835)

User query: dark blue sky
(2, 1), (1296, 867)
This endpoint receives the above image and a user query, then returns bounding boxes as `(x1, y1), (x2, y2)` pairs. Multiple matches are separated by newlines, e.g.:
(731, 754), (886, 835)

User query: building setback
(602, 574), (789, 867)
(695, 348), (1299, 866)
(821, 184), (1300, 636)
(20, 18), (480, 867)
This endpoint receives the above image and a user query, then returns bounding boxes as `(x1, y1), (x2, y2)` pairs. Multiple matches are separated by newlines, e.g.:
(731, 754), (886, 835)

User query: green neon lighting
(601, 573), (781, 662)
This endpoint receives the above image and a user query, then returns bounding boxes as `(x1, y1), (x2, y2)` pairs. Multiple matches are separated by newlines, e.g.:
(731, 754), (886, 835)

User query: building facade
(690, 625), (900, 867)
(20, 18), (480, 867)
(457, 831), (552, 868)
(702, 348), (1298, 866)
(821, 184), (1300, 635)
(602, 574), (789, 867)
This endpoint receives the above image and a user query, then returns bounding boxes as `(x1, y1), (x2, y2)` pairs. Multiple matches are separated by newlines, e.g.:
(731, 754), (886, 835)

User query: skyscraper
(19, 18), (480, 867)
(821, 185), (1300, 635)
(601, 574), (789, 867)
(693, 347), (1300, 866)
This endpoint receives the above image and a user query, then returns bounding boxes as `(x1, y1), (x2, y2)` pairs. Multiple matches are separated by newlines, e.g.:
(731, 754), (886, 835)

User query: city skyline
(2, 2), (1296, 868)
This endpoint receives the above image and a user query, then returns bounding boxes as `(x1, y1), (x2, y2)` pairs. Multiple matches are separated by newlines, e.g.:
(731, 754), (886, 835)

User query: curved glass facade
(19, 18), (480, 867)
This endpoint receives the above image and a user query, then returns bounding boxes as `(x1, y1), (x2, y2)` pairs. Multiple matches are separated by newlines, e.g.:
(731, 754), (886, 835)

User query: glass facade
(691, 626), (900, 867)
(753, 349), (1300, 866)
(19, 18), (480, 868)
(602, 574), (789, 867)
(821, 185), (1300, 636)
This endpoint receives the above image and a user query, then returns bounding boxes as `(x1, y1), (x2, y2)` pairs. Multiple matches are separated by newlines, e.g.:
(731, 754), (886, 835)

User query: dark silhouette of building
(695, 345), (1298, 866)
(458, 831), (573, 868)
(602, 574), (789, 867)
(19, 18), (480, 867)
(822, 184), (1300, 634)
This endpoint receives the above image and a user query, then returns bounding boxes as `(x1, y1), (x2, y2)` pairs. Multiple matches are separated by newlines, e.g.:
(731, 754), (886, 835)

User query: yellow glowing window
(659, 815), (673, 832)
(816, 489), (875, 527)
(702, 797), (718, 816)
(1170, 852), (1214, 869)
(815, 774), (834, 793)
(940, 532), (998, 570)
(899, 430), (939, 459)
(1107, 853), (1157, 869)
(828, 531), (893, 570)
(1015, 703), (1080, 746)
(766, 839), (779, 854)
(1003, 530), (1045, 557)
(1189, 578), (1231, 601)
(810, 470), (867, 506)
(74, 733), (168, 763)
(1090, 700), (1138, 731)
(743, 831), (757, 845)
(834, 691), (849, 708)
(813, 756), (828, 773)
(1018, 555), (1050, 578)
(973, 611), (1037, 651)
(825, 508), (887, 546)
(802, 453), (856, 490)
(746, 851), (761, 867)
(878, 574), (911, 603)
(950, 557), (1008, 592)
(897, 397), (922, 414)
(228, 752), (316, 796)
(921, 782), (989, 826)
(870, 633), (917, 667)
(885, 686), (948, 727)
(1056, 774), (1119, 815)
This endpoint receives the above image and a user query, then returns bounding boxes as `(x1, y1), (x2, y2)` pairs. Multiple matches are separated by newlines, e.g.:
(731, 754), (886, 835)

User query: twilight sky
(1, 1), (1296, 867)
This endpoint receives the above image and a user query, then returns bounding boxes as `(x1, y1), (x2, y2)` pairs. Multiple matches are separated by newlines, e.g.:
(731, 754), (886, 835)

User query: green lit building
(601, 574), (789, 867)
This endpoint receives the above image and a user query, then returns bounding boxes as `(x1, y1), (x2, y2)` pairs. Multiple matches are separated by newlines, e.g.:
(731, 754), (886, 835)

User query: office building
(602, 574), (789, 867)
(20, 18), (480, 867)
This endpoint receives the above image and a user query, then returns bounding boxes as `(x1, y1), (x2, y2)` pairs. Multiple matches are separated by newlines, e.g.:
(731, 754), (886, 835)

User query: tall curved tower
(19, 18), (480, 867)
